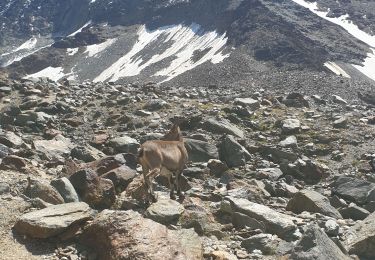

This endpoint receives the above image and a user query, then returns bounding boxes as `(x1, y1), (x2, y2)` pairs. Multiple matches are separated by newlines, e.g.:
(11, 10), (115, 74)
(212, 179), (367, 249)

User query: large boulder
(109, 136), (139, 154)
(332, 176), (375, 205)
(14, 202), (94, 238)
(219, 135), (251, 168)
(184, 138), (218, 162)
(291, 224), (350, 260)
(226, 197), (297, 239)
(80, 210), (203, 260)
(286, 190), (342, 218)
(203, 118), (244, 138)
(345, 211), (375, 258)
(69, 169), (116, 209)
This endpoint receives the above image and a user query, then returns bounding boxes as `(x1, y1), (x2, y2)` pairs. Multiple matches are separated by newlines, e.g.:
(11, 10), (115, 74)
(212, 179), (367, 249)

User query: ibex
(138, 124), (188, 202)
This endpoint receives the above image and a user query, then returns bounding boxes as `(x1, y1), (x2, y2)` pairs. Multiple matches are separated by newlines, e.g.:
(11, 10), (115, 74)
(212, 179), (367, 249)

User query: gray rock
(241, 233), (280, 255)
(80, 210), (203, 260)
(219, 135), (251, 168)
(33, 135), (74, 160)
(207, 159), (228, 176)
(260, 146), (298, 163)
(291, 224), (350, 260)
(332, 95), (348, 105)
(286, 190), (342, 218)
(330, 195), (348, 209)
(232, 212), (265, 231)
(25, 178), (65, 205)
(70, 145), (106, 162)
(203, 118), (244, 138)
(145, 197), (184, 224)
(0, 143), (11, 158)
(0, 131), (23, 148)
(109, 136), (139, 154)
(333, 117), (348, 128)
(50, 177), (79, 203)
(256, 168), (283, 181)
(339, 203), (370, 220)
(345, 211), (375, 258)
(143, 99), (170, 111)
(332, 176), (375, 204)
(226, 197), (297, 239)
(101, 165), (137, 192)
(184, 138), (219, 162)
(14, 202), (94, 238)
(281, 119), (301, 134)
(325, 219), (340, 236)
(234, 97), (260, 110)
(279, 136), (298, 148)
(0, 182), (10, 195)
(15, 111), (52, 126)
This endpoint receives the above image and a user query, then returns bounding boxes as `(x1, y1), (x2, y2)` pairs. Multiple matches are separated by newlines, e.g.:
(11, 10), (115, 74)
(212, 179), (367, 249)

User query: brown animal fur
(138, 124), (188, 202)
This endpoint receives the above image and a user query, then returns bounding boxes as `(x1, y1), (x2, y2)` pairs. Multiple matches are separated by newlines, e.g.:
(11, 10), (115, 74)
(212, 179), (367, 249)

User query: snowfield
(94, 23), (229, 82)
(291, 0), (375, 81)
(84, 38), (117, 57)
(24, 67), (65, 81)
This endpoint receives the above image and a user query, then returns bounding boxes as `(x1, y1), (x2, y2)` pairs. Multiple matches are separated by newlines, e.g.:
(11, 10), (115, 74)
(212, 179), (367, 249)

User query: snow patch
(84, 38), (117, 57)
(68, 21), (91, 37)
(352, 48), (375, 81)
(324, 62), (350, 78)
(24, 67), (65, 82)
(67, 48), (79, 56)
(15, 37), (37, 51)
(94, 23), (229, 82)
(291, 0), (375, 81)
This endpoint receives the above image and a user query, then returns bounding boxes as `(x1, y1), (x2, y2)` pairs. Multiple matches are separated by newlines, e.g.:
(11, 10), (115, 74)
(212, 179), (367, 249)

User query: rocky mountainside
(0, 0), (374, 88)
(0, 76), (374, 259)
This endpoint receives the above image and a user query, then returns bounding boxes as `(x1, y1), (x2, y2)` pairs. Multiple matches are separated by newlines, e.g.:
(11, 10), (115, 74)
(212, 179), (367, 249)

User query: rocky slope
(0, 0), (375, 87)
(0, 76), (375, 259)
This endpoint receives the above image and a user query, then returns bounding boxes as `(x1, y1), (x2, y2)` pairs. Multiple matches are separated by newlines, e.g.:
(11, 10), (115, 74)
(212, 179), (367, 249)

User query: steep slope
(0, 0), (374, 88)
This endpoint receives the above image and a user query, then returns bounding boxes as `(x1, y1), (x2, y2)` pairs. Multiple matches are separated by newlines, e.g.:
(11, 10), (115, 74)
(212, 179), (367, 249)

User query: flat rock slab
(345, 211), (375, 258)
(33, 135), (74, 160)
(281, 119), (301, 134)
(234, 97), (260, 110)
(286, 189), (342, 218)
(226, 197), (297, 239)
(80, 210), (203, 260)
(203, 118), (244, 138)
(14, 202), (94, 238)
(109, 136), (139, 154)
(146, 197), (184, 224)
